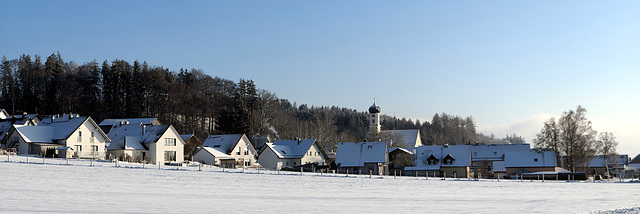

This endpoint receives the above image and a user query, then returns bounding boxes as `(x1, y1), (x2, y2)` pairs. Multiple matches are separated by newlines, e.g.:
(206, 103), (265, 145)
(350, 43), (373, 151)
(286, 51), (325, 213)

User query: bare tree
(596, 132), (618, 177)
(556, 106), (597, 171)
(533, 118), (561, 166)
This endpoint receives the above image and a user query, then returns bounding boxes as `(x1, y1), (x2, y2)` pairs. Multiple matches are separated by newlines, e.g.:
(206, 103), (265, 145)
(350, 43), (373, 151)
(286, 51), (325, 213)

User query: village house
(504, 149), (559, 176)
(195, 134), (257, 168)
(105, 121), (185, 165)
(470, 143), (531, 176)
(10, 114), (109, 159)
(0, 112), (41, 148)
(192, 146), (235, 168)
(388, 147), (415, 172)
(404, 144), (472, 178)
(257, 138), (329, 170)
(579, 154), (629, 178)
(628, 154), (640, 176)
(335, 141), (388, 175)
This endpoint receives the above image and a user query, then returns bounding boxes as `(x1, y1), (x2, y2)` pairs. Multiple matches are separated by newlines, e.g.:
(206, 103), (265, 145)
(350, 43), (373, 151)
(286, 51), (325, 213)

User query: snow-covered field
(1, 155), (639, 213)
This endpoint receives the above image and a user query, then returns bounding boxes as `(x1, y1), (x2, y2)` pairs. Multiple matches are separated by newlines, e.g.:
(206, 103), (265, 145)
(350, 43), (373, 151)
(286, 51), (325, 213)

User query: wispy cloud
(477, 113), (556, 143)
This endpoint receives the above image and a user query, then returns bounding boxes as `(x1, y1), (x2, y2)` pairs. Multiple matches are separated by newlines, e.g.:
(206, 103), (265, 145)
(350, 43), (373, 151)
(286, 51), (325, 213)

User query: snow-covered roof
(335, 142), (388, 167)
(405, 145), (472, 171)
(107, 136), (146, 150)
(14, 125), (55, 143)
(38, 115), (88, 140)
(106, 123), (173, 151)
(99, 118), (160, 126)
(471, 143), (531, 162)
(492, 161), (506, 173)
(504, 150), (556, 168)
(0, 109), (8, 119)
(200, 147), (235, 160)
(201, 134), (244, 154)
(389, 147), (414, 155)
(272, 139), (316, 158)
(583, 155), (628, 167)
(382, 129), (421, 147)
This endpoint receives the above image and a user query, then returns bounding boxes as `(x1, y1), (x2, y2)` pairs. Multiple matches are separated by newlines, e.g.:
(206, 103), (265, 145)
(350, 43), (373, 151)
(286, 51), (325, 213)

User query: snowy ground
(1, 155), (639, 213)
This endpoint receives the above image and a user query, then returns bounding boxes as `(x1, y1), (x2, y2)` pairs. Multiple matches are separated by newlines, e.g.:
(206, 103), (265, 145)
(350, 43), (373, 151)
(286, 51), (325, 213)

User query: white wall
(257, 147), (282, 169)
(230, 136), (257, 167)
(193, 149), (216, 165)
(301, 143), (326, 165)
(66, 120), (108, 159)
(153, 126), (185, 165)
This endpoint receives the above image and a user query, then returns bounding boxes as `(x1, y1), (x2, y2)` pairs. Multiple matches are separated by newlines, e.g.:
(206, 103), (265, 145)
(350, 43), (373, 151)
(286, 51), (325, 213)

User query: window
(90, 132), (95, 143)
(164, 151), (176, 162)
(367, 145), (372, 149)
(309, 151), (312, 156)
(164, 138), (176, 146)
(75, 145), (82, 152)
(213, 145), (221, 148)
(77, 131), (82, 142)
(371, 119), (375, 124)
(534, 158), (538, 162)
(91, 145), (98, 152)
(474, 152), (477, 156)
(236, 147), (241, 155)
(244, 147), (248, 155)
(493, 152), (497, 156)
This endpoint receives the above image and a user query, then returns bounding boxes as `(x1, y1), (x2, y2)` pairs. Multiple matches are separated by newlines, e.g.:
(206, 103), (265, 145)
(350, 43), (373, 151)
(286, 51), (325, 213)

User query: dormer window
(213, 145), (221, 148)
(426, 154), (439, 165)
(367, 145), (373, 149)
(443, 154), (455, 165)
(534, 158), (538, 162)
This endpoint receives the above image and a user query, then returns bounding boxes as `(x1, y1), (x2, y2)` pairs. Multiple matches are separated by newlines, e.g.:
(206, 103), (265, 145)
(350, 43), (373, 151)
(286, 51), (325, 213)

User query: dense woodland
(1, 53), (523, 152)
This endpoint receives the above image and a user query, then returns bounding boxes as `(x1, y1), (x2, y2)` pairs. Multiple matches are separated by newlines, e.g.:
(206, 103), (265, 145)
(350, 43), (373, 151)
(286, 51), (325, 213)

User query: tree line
(1, 53), (520, 153)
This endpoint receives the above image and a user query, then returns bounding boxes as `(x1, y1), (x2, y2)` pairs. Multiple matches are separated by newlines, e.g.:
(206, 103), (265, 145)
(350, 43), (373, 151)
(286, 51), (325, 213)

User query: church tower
(368, 100), (381, 134)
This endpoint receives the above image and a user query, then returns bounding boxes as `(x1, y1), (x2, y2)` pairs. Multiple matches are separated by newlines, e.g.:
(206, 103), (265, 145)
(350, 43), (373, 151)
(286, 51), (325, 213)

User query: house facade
(504, 150), (558, 175)
(257, 139), (328, 170)
(199, 134), (257, 167)
(404, 145), (472, 178)
(335, 141), (388, 175)
(105, 122), (185, 165)
(470, 143), (531, 176)
(12, 114), (109, 159)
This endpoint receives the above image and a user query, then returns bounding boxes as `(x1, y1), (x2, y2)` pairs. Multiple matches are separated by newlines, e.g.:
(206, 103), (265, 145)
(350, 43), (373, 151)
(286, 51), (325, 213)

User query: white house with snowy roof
(10, 114), (109, 158)
(504, 150), (558, 175)
(366, 101), (422, 147)
(470, 143), (531, 174)
(105, 122), (184, 165)
(197, 134), (257, 167)
(335, 141), (388, 175)
(257, 139), (328, 170)
(0, 113), (40, 148)
(192, 147), (235, 168)
(404, 144), (472, 178)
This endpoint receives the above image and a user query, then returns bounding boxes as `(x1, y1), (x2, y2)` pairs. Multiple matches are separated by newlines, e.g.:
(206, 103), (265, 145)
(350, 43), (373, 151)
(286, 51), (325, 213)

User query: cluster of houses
(1, 104), (639, 180)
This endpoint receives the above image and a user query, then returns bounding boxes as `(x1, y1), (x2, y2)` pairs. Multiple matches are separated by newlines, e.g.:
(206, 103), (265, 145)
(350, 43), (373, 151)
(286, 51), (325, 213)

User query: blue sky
(2, 1), (639, 155)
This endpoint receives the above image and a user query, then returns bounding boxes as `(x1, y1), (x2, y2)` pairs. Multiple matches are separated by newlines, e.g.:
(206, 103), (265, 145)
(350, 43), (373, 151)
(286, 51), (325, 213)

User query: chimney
(297, 138), (301, 145)
(142, 125), (145, 135)
(22, 112), (27, 119)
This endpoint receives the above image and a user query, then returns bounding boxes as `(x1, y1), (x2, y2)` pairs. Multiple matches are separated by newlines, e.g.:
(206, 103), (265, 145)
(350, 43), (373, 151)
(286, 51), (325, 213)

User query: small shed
(56, 147), (74, 158)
